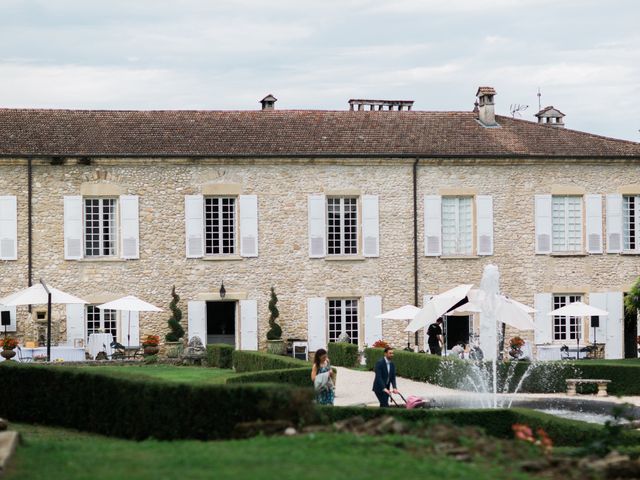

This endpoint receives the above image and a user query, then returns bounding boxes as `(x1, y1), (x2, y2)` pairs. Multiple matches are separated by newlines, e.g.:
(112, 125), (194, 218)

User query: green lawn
(6, 424), (537, 480)
(68, 364), (235, 384)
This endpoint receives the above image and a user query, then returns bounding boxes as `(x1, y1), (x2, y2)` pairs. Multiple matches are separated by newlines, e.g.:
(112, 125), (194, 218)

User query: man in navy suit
(372, 347), (398, 407)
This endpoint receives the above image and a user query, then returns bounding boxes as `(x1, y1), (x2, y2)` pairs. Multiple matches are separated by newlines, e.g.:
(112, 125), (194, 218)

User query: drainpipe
(27, 157), (33, 288)
(413, 157), (419, 346)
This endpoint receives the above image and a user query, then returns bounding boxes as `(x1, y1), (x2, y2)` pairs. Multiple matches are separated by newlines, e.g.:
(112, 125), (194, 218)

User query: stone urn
(266, 339), (285, 355)
(1, 348), (16, 361)
(143, 345), (160, 356)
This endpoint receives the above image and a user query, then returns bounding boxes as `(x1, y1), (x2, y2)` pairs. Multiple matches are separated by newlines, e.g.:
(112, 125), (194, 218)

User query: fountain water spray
(479, 264), (500, 407)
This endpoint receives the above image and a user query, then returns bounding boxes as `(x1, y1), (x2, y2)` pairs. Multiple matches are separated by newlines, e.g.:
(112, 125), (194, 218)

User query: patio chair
(16, 346), (33, 363)
(110, 340), (126, 360)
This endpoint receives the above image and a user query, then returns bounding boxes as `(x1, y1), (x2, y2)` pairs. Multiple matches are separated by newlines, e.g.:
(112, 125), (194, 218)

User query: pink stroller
(389, 392), (427, 409)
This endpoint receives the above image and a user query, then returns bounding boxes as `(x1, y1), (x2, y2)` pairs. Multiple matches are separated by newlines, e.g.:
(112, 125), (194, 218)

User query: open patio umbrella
(376, 305), (422, 349)
(405, 284), (473, 333)
(547, 301), (609, 360)
(453, 290), (535, 331)
(0, 279), (87, 361)
(97, 295), (163, 347)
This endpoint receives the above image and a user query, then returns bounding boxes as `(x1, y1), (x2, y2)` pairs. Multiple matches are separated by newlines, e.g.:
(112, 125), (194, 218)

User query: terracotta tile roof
(0, 108), (639, 158)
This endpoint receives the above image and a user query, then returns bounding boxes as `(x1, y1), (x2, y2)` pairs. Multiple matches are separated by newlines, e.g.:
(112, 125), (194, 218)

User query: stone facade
(1, 156), (639, 357)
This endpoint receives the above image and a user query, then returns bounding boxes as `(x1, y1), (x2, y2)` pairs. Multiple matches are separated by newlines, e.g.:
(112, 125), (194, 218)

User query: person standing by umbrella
(427, 318), (444, 355)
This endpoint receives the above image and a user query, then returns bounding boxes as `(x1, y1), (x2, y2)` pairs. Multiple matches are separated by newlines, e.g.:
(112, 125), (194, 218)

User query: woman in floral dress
(311, 348), (335, 405)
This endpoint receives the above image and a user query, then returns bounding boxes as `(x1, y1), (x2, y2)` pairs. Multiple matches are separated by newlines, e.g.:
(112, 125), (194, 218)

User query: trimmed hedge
(0, 363), (313, 440)
(232, 350), (309, 373)
(315, 406), (640, 447)
(365, 348), (640, 395)
(227, 367), (313, 387)
(206, 344), (234, 369)
(328, 342), (358, 368)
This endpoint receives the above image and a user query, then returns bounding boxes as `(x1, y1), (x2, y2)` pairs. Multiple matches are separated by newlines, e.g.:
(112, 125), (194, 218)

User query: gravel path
(333, 367), (640, 408)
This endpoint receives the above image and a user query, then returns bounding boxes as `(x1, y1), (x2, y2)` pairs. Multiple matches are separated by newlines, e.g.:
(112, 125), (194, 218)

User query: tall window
(328, 299), (359, 344)
(442, 196), (473, 255)
(327, 197), (358, 255)
(86, 305), (117, 340)
(552, 294), (583, 341)
(623, 195), (639, 251)
(552, 196), (582, 252)
(204, 197), (236, 255)
(84, 198), (117, 257)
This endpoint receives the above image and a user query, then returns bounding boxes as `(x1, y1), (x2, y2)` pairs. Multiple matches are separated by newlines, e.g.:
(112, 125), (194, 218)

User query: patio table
(87, 333), (114, 359)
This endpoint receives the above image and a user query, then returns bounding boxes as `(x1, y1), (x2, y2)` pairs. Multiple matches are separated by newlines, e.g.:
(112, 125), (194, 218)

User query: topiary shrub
(165, 285), (185, 342)
(327, 342), (358, 367)
(266, 287), (282, 341)
(207, 344), (234, 369)
(232, 350), (308, 373)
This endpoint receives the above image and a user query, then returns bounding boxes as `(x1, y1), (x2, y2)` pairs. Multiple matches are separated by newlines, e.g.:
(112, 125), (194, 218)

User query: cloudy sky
(1, 0), (639, 140)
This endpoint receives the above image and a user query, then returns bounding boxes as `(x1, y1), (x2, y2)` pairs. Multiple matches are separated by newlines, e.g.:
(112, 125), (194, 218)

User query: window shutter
(239, 195), (259, 258)
(187, 301), (206, 345)
(475, 195), (494, 256)
(591, 292), (623, 359)
(65, 304), (85, 345)
(0, 196), (17, 260)
(307, 297), (327, 351)
(119, 195), (140, 259)
(534, 293), (552, 345)
(606, 194), (623, 253)
(184, 195), (204, 258)
(0, 305), (16, 333)
(534, 195), (552, 254)
(240, 299), (258, 350)
(585, 194), (603, 254)
(424, 195), (442, 256)
(120, 311), (140, 347)
(308, 194), (326, 258)
(64, 195), (83, 260)
(364, 295), (382, 346)
(362, 195), (380, 257)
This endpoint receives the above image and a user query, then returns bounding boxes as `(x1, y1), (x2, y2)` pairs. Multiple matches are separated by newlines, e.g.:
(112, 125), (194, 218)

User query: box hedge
(0, 363), (313, 440)
(206, 344), (234, 369)
(227, 367), (313, 387)
(315, 406), (640, 447)
(327, 342), (358, 368)
(232, 350), (309, 373)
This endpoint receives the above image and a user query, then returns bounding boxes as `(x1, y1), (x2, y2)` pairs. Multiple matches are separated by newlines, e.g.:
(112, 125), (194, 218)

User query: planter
(143, 345), (160, 356)
(1, 348), (16, 361)
(164, 341), (184, 359)
(266, 339), (285, 355)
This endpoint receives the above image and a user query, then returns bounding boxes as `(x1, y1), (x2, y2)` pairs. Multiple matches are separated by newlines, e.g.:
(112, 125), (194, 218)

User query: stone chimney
(475, 86), (497, 126)
(260, 94), (277, 110)
(535, 106), (565, 127)
(348, 99), (414, 111)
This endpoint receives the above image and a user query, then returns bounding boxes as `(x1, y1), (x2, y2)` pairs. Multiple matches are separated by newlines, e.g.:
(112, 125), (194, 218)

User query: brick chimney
(535, 106), (565, 127)
(476, 86), (497, 126)
(260, 94), (277, 110)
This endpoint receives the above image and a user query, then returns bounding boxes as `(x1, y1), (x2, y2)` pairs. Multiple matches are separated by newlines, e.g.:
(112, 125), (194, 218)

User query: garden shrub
(0, 363), (313, 441)
(327, 342), (358, 368)
(207, 344), (235, 369)
(314, 406), (640, 447)
(232, 350), (308, 373)
(227, 367), (312, 387)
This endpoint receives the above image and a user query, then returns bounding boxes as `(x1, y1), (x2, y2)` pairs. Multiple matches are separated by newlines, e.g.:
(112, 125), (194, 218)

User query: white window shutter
(0, 305), (16, 333)
(185, 195), (204, 258)
(0, 196), (17, 260)
(585, 194), (603, 254)
(534, 293), (552, 345)
(534, 195), (552, 254)
(604, 292), (624, 359)
(589, 292), (608, 348)
(476, 195), (494, 256)
(65, 304), (85, 345)
(120, 311), (140, 347)
(239, 195), (259, 258)
(606, 194), (623, 253)
(307, 297), (327, 351)
(187, 300), (206, 345)
(64, 195), (83, 260)
(308, 194), (326, 258)
(364, 295), (382, 346)
(424, 195), (442, 256)
(119, 195), (140, 259)
(240, 299), (258, 350)
(362, 195), (380, 257)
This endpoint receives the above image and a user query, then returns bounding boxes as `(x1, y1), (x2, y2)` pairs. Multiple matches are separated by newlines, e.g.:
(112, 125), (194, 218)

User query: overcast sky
(1, 0), (639, 141)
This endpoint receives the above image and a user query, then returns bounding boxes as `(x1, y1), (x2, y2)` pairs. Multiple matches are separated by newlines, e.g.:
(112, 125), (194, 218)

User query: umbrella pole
(39, 279), (52, 362)
(127, 310), (131, 348)
(576, 317), (580, 360)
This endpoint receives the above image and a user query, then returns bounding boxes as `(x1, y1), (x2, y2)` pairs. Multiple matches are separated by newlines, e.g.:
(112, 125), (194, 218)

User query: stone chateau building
(1, 87), (639, 359)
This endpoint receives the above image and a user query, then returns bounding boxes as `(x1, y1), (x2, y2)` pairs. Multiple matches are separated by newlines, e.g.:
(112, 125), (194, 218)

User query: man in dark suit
(372, 347), (398, 407)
